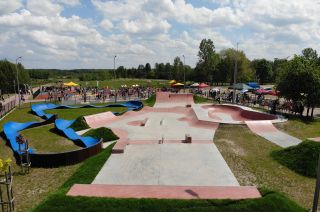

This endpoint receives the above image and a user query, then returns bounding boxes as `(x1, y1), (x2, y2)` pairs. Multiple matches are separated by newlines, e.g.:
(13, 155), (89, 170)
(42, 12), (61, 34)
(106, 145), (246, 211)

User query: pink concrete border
(67, 184), (261, 200)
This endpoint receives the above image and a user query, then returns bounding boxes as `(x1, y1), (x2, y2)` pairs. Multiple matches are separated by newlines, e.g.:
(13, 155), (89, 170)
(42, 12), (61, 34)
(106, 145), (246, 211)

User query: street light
(182, 55), (186, 93)
(113, 55), (117, 79)
(232, 42), (239, 104)
(15, 56), (22, 107)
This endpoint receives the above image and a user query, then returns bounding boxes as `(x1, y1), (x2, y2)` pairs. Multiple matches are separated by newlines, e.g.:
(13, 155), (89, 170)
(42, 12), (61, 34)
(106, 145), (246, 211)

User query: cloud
(27, 0), (63, 16)
(1, 0), (320, 68)
(100, 19), (113, 31)
(120, 14), (171, 34)
(0, 0), (22, 15)
(56, 0), (81, 6)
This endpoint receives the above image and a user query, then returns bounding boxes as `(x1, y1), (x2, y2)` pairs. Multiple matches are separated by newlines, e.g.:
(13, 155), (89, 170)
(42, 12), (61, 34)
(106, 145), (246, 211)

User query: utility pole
(232, 43), (239, 104)
(15, 56), (22, 108)
(113, 55), (117, 79)
(182, 55), (186, 93)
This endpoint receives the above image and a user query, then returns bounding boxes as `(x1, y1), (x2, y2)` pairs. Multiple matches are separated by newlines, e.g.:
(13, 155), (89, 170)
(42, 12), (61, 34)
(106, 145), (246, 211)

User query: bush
(193, 94), (211, 103)
(69, 116), (89, 131)
(83, 127), (119, 142)
(143, 94), (156, 107)
(271, 140), (320, 177)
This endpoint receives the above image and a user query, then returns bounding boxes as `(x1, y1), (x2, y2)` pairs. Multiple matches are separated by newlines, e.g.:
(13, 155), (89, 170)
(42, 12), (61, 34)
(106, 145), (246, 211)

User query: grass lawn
(33, 144), (305, 212)
(193, 94), (213, 104)
(0, 108), (81, 211)
(214, 124), (316, 209)
(21, 124), (81, 153)
(0, 104), (133, 211)
(62, 78), (168, 89)
(142, 94), (156, 107)
(275, 118), (320, 140)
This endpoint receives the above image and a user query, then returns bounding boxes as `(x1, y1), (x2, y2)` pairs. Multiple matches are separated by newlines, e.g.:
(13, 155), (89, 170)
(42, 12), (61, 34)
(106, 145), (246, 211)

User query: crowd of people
(196, 87), (305, 116)
(42, 85), (156, 103)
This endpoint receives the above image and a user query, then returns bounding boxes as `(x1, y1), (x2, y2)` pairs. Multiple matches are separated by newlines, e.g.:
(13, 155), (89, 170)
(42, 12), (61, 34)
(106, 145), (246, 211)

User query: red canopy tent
(198, 83), (209, 88)
(255, 89), (269, 95)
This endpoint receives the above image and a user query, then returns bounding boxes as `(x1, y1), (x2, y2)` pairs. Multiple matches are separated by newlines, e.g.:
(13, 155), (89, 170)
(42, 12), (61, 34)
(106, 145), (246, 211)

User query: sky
(0, 0), (320, 69)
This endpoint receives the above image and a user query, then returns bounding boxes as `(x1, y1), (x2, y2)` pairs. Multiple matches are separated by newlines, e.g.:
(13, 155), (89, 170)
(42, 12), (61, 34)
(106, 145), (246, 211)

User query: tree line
(0, 60), (30, 94)
(1, 38), (320, 114)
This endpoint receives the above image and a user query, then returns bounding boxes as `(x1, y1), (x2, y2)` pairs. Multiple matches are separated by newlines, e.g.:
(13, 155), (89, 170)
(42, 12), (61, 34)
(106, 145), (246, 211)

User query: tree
(165, 62), (173, 80)
(195, 39), (219, 83)
(273, 58), (289, 82)
(251, 59), (273, 84)
(0, 60), (30, 94)
(277, 49), (320, 117)
(217, 48), (253, 84)
(173, 57), (183, 81)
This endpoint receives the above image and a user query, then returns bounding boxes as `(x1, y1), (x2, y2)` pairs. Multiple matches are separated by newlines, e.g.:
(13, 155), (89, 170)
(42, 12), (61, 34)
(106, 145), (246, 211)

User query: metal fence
(0, 100), (16, 119)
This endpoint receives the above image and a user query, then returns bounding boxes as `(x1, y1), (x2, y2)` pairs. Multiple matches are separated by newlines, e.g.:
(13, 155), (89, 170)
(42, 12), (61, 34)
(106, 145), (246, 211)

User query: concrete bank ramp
(154, 92), (194, 108)
(245, 120), (301, 148)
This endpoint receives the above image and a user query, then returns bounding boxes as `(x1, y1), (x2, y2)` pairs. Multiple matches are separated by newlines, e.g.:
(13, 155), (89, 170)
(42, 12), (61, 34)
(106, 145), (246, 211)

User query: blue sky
(0, 0), (319, 69)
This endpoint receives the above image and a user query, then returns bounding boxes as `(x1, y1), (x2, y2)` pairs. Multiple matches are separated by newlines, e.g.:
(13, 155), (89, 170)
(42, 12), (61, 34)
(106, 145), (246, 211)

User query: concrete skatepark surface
(93, 144), (239, 186)
(68, 92), (300, 199)
(246, 121), (301, 148)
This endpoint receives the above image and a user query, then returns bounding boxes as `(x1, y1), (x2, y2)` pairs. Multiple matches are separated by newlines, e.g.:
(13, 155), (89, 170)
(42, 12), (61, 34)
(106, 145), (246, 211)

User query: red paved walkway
(67, 184), (261, 200)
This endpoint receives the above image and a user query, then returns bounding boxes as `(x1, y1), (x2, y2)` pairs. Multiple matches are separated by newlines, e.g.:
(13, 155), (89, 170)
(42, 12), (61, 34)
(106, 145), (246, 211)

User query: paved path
(246, 120), (301, 148)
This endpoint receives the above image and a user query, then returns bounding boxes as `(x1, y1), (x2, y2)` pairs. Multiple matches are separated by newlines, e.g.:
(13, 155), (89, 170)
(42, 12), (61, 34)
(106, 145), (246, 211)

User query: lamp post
(15, 56), (22, 107)
(113, 55), (117, 79)
(232, 43), (239, 104)
(182, 55), (185, 93)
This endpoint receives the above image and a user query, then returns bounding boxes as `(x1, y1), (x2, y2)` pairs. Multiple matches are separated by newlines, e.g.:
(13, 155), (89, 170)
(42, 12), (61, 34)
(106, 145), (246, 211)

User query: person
(0, 101), (3, 112)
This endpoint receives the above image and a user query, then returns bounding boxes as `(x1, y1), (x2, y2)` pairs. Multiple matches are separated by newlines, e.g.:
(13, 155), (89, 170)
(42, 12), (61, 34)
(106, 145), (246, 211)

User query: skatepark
(67, 92), (302, 199)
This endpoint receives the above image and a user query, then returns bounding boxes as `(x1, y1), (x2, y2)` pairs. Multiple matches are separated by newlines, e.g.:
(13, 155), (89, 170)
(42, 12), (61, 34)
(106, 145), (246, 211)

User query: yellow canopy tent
(173, 83), (184, 86)
(63, 82), (79, 86)
(168, 80), (176, 84)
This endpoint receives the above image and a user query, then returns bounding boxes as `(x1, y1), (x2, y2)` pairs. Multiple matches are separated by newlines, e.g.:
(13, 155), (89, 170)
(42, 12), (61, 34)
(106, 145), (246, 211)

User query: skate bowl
(202, 104), (279, 124)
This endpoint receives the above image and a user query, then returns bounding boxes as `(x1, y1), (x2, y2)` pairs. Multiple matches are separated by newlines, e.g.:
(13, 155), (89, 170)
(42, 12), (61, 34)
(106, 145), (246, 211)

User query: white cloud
(27, 0), (63, 16)
(0, 0), (22, 15)
(100, 19), (113, 31)
(56, 0), (81, 6)
(1, 0), (320, 68)
(120, 14), (171, 34)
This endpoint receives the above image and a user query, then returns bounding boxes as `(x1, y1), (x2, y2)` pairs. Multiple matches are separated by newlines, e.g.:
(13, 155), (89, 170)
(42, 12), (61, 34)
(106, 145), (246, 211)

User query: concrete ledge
(112, 140), (129, 154)
(67, 184), (261, 200)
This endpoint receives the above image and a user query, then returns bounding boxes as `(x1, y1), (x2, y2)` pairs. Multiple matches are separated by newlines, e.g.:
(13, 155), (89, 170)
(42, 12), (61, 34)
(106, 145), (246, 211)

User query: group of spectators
(42, 85), (156, 103)
(196, 87), (305, 115)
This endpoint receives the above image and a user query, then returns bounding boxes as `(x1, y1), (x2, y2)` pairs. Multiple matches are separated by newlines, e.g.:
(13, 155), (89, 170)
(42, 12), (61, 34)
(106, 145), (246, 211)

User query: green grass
(47, 107), (127, 120)
(275, 118), (320, 140)
(70, 116), (90, 131)
(142, 94), (156, 107)
(83, 127), (119, 142)
(79, 78), (168, 89)
(213, 124), (316, 209)
(0, 105), (81, 211)
(33, 144), (305, 212)
(21, 124), (81, 153)
(272, 140), (320, 178)
(193, 94), (213, 103)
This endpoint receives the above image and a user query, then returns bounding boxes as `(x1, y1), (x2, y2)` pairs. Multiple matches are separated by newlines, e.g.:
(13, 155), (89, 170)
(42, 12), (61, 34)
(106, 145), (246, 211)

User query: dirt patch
(218, 139), (246, 156)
